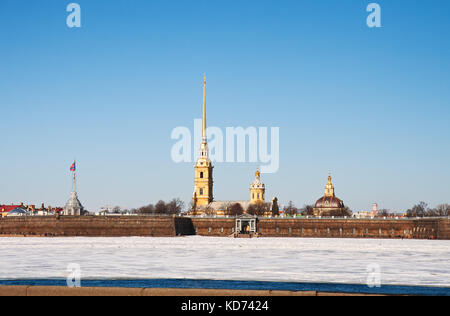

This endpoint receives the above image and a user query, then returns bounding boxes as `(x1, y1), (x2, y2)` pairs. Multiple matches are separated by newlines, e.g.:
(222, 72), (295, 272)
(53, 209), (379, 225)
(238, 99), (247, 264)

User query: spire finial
(325, 172), (335, 197)
(202, 74), (207, 143)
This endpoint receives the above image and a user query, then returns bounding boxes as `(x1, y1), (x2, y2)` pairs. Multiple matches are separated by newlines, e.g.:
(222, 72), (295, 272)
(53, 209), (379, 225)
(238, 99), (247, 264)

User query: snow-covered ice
(0, 236), (449, 287)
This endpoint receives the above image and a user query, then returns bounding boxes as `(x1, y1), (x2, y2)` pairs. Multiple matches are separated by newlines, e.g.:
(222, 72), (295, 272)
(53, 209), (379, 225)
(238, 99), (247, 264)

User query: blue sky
(0, 0), (449, 212)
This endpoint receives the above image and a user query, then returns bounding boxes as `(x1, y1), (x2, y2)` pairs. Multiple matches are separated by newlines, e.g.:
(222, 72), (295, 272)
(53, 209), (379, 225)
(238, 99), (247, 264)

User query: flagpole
(71, 160), (76, 193)
(74, 160), (76, 193)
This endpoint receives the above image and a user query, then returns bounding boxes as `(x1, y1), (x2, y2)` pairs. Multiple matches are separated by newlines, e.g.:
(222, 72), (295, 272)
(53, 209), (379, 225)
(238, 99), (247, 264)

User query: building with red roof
(0, 204), (25, 217)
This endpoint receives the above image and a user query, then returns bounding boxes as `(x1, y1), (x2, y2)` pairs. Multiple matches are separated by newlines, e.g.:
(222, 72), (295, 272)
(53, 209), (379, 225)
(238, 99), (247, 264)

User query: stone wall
(190, 218), (235, 236)
(0, 216), (182, 237)
(437, 218), (450, 240)
(0, 285), (384, 296)
(258, 218), (436, 239)
(0, 216), (448, 240)
(191, 217), (449, 240)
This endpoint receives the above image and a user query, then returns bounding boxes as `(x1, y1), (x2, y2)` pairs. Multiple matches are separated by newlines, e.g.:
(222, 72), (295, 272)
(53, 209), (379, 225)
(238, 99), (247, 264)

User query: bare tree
(283, 201), (297, 217)
(227, 203), (244, 216)
(300, 204), (314, 216)
(167, 198), (185, 215)
(112, 206), (122, 214)
(407, 202), (428, 217)
(154, 200), (167, 214)
(138, 204), (155, 215)
(341, 206), (353, 217)
(435, 204), (450, 217)
(247, 202), (270, 216)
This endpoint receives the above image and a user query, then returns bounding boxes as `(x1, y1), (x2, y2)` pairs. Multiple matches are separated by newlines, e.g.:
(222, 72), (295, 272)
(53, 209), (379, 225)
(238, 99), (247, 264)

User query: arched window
(200, 172), (204, 179)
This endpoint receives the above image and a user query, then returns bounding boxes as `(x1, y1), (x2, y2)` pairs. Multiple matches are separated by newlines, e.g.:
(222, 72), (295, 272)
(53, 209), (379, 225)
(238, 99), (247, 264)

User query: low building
(355, 203), (380, 218)
(192, 170), (275, 217)
(0, 204), (24, 217)
(6, 208), (29, 217)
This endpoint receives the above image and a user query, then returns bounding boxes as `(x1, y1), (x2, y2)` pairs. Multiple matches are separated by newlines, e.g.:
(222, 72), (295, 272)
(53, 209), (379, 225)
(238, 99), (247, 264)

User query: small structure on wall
(235, 214), (258, 237)
(63, 163), (85, 216)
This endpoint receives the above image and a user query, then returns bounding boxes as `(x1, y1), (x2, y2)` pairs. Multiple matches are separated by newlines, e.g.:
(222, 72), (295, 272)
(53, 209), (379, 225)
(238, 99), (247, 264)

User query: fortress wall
(0, 216), (178, 237)
(411, 219), (440, 240)
(190, 218), (235, 236)
(190, 218), (446, 240)
(259, 219), (429, 239)
(174, 217), (196, 236)
(437, 218), (450, 240)
(0, 216), (448, 239)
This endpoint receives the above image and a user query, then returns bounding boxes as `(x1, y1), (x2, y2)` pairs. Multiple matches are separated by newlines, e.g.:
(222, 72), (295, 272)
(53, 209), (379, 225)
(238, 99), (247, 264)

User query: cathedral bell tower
(193, 75), (214, 207)
(250, 169), (265, 204)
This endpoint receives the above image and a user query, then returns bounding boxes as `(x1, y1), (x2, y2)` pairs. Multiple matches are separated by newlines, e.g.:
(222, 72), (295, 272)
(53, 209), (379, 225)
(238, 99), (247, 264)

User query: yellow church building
(191, 76), (270, 216)
(188, 76), (350, 219)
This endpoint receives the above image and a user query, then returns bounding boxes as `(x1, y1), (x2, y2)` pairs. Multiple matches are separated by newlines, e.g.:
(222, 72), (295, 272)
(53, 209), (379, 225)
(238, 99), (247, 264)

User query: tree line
(201, 200), (352, 217)
(107, 200), (449, 218)
(109, 198), (185, 216)
(406, 202), (449, 218)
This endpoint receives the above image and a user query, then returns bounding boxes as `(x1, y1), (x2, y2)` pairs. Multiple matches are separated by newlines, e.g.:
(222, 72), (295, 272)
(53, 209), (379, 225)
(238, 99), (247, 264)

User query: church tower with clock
(193, 75), (214, 207)
(250, 169), (265, 204)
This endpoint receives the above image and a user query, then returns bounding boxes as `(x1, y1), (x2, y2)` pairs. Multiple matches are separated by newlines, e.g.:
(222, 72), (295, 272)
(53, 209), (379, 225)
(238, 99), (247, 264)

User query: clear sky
(0, 0), (449, 213)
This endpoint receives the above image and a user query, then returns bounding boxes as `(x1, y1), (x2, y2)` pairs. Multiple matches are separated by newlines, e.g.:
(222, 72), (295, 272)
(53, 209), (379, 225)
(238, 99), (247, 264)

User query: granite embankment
(0, 285), (386, 296)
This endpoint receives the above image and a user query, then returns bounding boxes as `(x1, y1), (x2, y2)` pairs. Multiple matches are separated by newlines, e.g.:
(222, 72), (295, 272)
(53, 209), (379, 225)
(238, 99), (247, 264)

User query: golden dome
(315, 174), (344, 209)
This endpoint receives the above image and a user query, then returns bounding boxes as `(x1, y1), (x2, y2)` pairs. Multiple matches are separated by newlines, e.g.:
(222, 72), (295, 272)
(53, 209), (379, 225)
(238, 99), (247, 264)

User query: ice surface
(0, 237), (449, 286)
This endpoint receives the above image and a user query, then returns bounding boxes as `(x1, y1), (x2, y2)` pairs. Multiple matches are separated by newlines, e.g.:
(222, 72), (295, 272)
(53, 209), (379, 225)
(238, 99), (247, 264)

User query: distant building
(190, 76), (276, 217)
(372, 203), (379, 216)
(63, 169), (85, 216)
(250, 170), (265, 204)
(192, 76), (214, 208)
(193, 170), (271, 216)
(0, 204), (24, 217)
(313, 175), (347, 217)
(1, 203), (64, 217)
(6, 208), (29, 217)
(355, 203), (380, 218)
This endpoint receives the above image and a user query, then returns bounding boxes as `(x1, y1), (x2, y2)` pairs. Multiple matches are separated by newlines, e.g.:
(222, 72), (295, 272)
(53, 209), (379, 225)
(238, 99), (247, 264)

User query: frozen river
(0, 236), (449, 287)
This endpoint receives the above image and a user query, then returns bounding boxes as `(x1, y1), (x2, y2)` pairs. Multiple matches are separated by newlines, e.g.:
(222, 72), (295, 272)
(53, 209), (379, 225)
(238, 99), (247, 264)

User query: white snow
(0, 236), (449, 287)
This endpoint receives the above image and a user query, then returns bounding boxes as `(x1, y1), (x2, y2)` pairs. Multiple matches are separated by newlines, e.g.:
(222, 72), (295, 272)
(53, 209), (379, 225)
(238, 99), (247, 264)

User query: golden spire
(325, 173), (335, 197)
(202, 74), (207, 143)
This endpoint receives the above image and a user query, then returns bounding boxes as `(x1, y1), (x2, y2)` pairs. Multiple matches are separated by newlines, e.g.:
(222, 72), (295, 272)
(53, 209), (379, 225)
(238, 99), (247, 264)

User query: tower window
(200, 188), (204, 195)
(200, 172), (204, 179)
